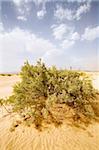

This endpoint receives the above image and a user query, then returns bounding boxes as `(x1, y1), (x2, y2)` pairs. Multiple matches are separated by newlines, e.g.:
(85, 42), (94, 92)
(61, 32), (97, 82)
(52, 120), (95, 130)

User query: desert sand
(0, 75), (21, 98)
(0, 73), (99, 150)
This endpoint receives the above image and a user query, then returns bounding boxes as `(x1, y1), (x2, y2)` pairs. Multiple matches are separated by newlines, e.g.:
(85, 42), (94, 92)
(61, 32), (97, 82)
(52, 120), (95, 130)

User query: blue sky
(0, 0), (99, 73)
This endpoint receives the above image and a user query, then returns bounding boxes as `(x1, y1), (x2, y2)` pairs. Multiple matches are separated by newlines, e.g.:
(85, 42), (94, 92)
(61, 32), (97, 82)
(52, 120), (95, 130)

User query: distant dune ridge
(0, 72), (99, 150)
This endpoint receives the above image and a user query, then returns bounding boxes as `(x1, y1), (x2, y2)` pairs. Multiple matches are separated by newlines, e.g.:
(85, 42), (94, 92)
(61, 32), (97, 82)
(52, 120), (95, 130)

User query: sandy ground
(0, 75), (20, 98)
(88, 72), (99, 90)
(0, 73), (99, 150)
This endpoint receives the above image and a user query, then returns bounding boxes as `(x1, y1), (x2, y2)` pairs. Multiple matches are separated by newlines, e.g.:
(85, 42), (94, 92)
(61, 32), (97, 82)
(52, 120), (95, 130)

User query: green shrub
(6, 60), (98, 129)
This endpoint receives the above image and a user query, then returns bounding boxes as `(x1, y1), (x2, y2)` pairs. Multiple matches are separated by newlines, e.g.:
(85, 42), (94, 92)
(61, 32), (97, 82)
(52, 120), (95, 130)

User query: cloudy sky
(0, 0), (99, 73)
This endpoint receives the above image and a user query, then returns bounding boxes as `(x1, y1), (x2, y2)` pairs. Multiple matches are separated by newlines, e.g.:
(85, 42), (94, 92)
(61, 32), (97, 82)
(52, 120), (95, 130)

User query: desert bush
(6, 60), (98, 129)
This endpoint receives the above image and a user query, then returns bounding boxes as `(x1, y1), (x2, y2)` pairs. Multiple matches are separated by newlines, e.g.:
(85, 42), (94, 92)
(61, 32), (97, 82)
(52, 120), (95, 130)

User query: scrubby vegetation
(1, 59), (99, 130)
(0, 74), (12, 76)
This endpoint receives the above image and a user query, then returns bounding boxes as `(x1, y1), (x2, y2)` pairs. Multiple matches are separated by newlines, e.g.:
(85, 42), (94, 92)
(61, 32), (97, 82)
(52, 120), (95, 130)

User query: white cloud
(0, 27), (58, 72)
(13, 0), (47, 20)
(51, 24), (70, 40)
(54, 5), (74, 21)
(71, 32), (80, 40)
(13, 0), (91, 5)
(0, 26), (77, 72)
(75, 3), (90, 20)
(32, 0), (91, 5)
(13, 0), (49, 6)
(13, 0), (31, 22)
(54, 2), (91, 21)
(61, 39), (75, 49)
(17, 7), (25, 15)
(0, 27), (56, 54)
(13, 0), (30, 6)
(13, 0), (91, 21)
(37, 9), (46, 19)
(17, 16), (27, 21)
(0, 26), (97, 72)
(0, 26), (80, 72)
(13, 0), (24, 6)
(51, 24), (80, 49)
(32, 0), (46, 5)
(51, 24), (74, 40)
(82, 26), (99, 41)
(32, 0), (54, 6)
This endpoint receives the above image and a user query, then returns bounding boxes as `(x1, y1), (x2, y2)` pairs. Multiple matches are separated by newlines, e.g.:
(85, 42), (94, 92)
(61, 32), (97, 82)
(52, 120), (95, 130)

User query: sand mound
(0, 73), (99, 150)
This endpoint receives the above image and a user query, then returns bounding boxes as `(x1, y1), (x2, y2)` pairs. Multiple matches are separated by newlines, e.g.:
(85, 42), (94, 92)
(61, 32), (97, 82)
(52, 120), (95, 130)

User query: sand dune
(0, 73), (99, 150)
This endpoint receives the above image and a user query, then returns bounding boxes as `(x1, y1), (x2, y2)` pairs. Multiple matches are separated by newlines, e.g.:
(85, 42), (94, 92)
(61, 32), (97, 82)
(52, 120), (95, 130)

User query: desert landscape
(0, 72), (99, 150)
(0, 0), (99, 149)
